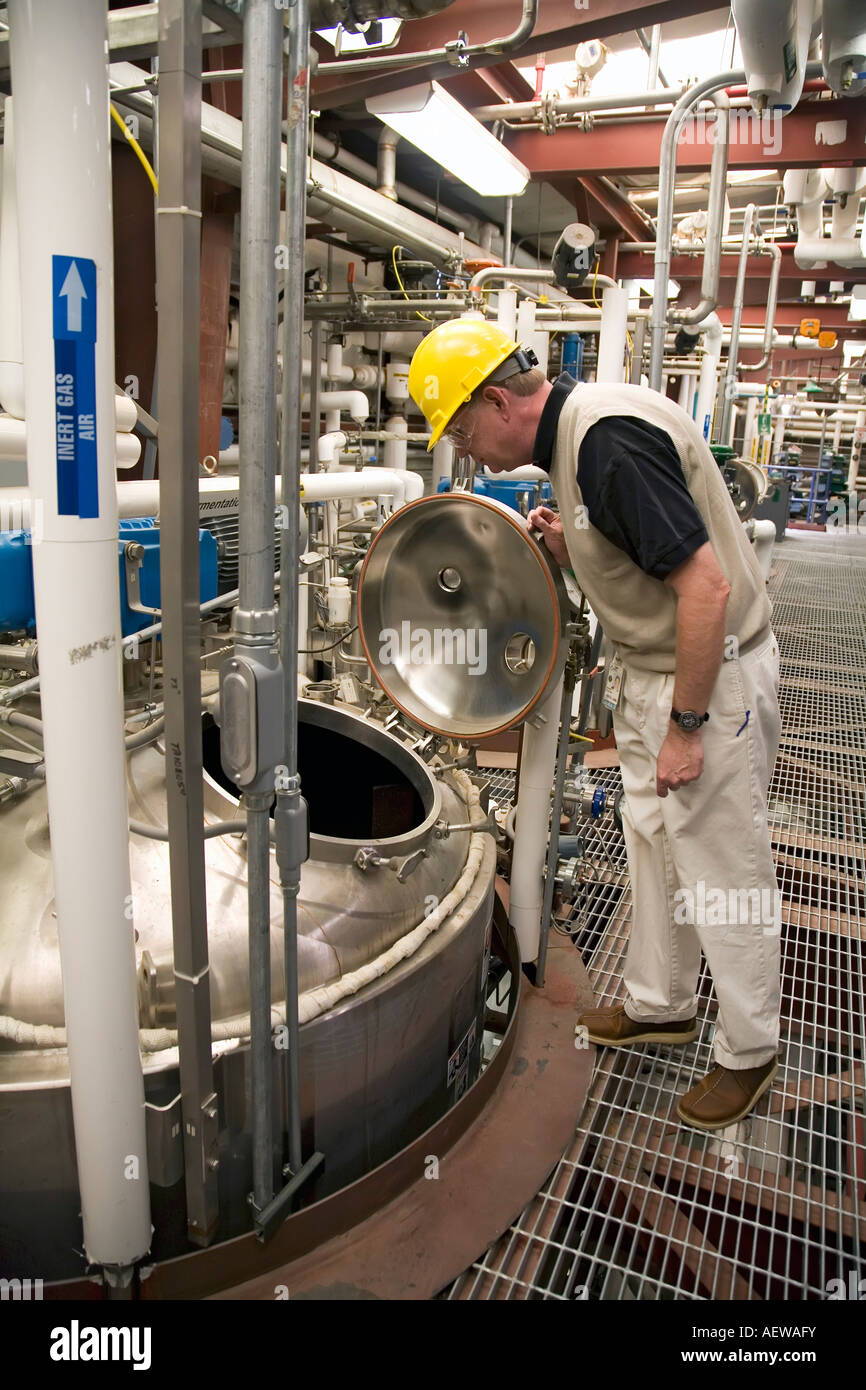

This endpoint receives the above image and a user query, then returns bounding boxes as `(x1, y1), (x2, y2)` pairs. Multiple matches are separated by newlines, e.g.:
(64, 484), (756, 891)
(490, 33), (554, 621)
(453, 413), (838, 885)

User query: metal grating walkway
(447, 535), (866, 1301)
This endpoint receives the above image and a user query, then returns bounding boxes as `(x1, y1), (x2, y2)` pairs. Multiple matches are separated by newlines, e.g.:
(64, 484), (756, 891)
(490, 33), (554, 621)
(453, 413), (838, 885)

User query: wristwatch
(670, 708), (710, 733)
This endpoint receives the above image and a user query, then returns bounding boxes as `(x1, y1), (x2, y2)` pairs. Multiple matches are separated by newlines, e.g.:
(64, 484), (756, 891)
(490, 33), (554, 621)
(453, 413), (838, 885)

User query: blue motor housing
(0, 516), (219, 636)
(436, 475), (553, 512)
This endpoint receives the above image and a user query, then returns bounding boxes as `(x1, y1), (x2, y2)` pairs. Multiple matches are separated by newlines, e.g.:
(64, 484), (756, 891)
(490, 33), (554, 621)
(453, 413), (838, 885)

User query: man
(408, 318), (782, 1131)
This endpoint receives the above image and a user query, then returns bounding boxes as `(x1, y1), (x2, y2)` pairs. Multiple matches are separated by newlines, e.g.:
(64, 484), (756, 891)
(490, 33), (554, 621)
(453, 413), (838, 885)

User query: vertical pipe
(678, 371), (695, 413)
(236, 0), (284, 1212)
(8, 0), (151, 1271)
(629, 315), (647, 383)
(278, 0), (312, 1179)
(849, 409), (865, 492)
(535, 660), (577, 987)
(647, 25), (662, 89)
(155, 0), (219, 1245)
(597, 286), (629, 383)
(719, 203), (755, 444)
(496, 288), (518, 340)
(503, 195), (513, 265)
(509, 679), (563, 962)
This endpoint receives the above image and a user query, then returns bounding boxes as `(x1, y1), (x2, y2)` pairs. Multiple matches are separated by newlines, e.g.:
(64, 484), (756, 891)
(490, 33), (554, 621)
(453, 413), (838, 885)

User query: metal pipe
(670, 93), (729, 327)
(471, 83), (685, 122)
(377, 126), (398, 202)
(740, 243), (782, 372)
(313, 132), (465, 230)
(535, 653), (578, 987)
(718, 203), (756, 443)
(642, 24), (666, 89)
(277, 0), (311, 1181)
(154, 0), (221, 1248)
(504, 196), (513, 265)
(236, 0), (283, 1215)
(470, 265), (554, 291)
(649, 62), (822, 391)
(317, 0), (538, 77)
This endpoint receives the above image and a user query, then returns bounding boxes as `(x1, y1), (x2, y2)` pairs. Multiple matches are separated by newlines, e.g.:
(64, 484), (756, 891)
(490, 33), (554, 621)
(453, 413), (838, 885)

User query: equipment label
(52, 255), (98, 519)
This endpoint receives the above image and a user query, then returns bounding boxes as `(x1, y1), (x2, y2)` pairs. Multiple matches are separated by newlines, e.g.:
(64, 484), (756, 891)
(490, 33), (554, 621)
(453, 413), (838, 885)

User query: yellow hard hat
(408, 318), (531, 450)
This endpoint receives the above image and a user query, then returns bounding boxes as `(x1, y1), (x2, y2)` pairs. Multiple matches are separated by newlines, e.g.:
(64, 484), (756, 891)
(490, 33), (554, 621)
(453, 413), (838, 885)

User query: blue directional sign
(51, 255), (99, 518)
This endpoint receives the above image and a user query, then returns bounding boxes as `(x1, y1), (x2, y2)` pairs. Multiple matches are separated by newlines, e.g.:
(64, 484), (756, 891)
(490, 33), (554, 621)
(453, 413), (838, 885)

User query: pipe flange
(541, 90), (558, 137)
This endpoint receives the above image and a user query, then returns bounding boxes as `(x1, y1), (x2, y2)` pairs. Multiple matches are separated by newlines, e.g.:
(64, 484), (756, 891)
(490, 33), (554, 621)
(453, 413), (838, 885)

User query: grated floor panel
(447, 535), (866, 1301)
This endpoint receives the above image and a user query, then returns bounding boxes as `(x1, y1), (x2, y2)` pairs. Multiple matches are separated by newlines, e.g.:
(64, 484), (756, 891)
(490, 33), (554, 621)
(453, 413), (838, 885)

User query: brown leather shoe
(576, 1004), (697, 1048)
(677, 1058), (778, 1131)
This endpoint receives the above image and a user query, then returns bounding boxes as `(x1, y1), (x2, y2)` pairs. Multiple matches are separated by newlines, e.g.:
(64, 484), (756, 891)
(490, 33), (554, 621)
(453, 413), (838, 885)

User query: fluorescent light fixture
(366, 82), (530, 198)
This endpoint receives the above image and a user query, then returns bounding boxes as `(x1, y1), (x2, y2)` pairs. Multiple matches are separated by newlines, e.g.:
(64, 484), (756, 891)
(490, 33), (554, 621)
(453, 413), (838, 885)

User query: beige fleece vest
(548, 382), (771, 673)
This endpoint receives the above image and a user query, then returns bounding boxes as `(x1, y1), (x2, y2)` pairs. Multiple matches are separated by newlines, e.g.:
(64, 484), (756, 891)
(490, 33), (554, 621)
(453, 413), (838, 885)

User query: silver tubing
(238, 0), (284, 1214)
(277, 0), (311, 1179)
(719, 203), (756, 444)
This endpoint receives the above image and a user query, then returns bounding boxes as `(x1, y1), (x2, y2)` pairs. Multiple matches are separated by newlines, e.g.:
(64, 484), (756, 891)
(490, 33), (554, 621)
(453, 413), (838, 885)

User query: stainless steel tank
(0, 699), (496, 1279)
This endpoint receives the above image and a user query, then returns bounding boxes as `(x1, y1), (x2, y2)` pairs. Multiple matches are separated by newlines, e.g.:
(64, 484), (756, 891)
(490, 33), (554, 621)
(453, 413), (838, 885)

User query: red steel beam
(618, 251), (866, 284)
(311, 0), (720, 110)
(578, 175), (655, 244)
(507, 98), (866, 176)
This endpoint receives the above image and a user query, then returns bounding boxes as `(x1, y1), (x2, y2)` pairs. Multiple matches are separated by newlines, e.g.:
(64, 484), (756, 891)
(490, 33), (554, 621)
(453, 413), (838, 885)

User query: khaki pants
(611, 631), (782, 1069)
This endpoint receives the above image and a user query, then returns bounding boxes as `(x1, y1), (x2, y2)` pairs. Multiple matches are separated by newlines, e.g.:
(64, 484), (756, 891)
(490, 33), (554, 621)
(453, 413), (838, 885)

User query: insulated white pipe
(0, 97), (24, 420)
(0, 414), (142, 467)
(3, 468), (425, 530)
(302, 388), (369, 423)
(678, 371), (696, 415)
(432, 437), (453, 492)
(508, 679), (564, 962)
(496, 288), (518, 341)
(596, 286), (629, 384)
(317, 428), (347, 470)
(7, 0), (150, 1271)
(382, 413), (408, 472)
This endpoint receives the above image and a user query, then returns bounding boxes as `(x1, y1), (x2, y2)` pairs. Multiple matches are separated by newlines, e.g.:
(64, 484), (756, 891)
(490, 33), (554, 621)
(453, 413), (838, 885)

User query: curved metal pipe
(669, 92), (729, 328)
(317, 0), (537, 76)
(740, 242), (781, 372)
(648, 62), (822, 391)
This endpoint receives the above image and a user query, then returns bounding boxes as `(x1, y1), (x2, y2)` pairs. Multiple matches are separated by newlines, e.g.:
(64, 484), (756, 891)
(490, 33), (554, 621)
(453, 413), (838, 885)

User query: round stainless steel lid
(358, 492), (568, 739)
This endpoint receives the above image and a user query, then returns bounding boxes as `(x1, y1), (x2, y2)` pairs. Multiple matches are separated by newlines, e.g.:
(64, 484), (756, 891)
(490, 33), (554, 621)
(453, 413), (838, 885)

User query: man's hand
(527, 505), (571, 569)
(656, 726), (704, 797)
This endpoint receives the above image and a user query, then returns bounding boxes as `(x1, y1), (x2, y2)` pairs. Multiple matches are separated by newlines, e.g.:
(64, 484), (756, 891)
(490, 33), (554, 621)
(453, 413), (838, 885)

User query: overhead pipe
(108, 65), (498, 267)
(316, 0), (538, 77)
(648, 62), (823, 392)
(471, 84), (685, 123)
(312, 132), (466, 232)
(7, 0), (151, 1278)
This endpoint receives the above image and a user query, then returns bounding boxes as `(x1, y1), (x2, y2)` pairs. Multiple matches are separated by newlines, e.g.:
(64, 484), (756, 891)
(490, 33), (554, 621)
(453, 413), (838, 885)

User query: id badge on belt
(601, 652), (624, 711)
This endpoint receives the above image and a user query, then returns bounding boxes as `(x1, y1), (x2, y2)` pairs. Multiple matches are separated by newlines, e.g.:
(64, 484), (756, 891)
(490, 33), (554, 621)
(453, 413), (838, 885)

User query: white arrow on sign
(59, 261), (87, 333)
